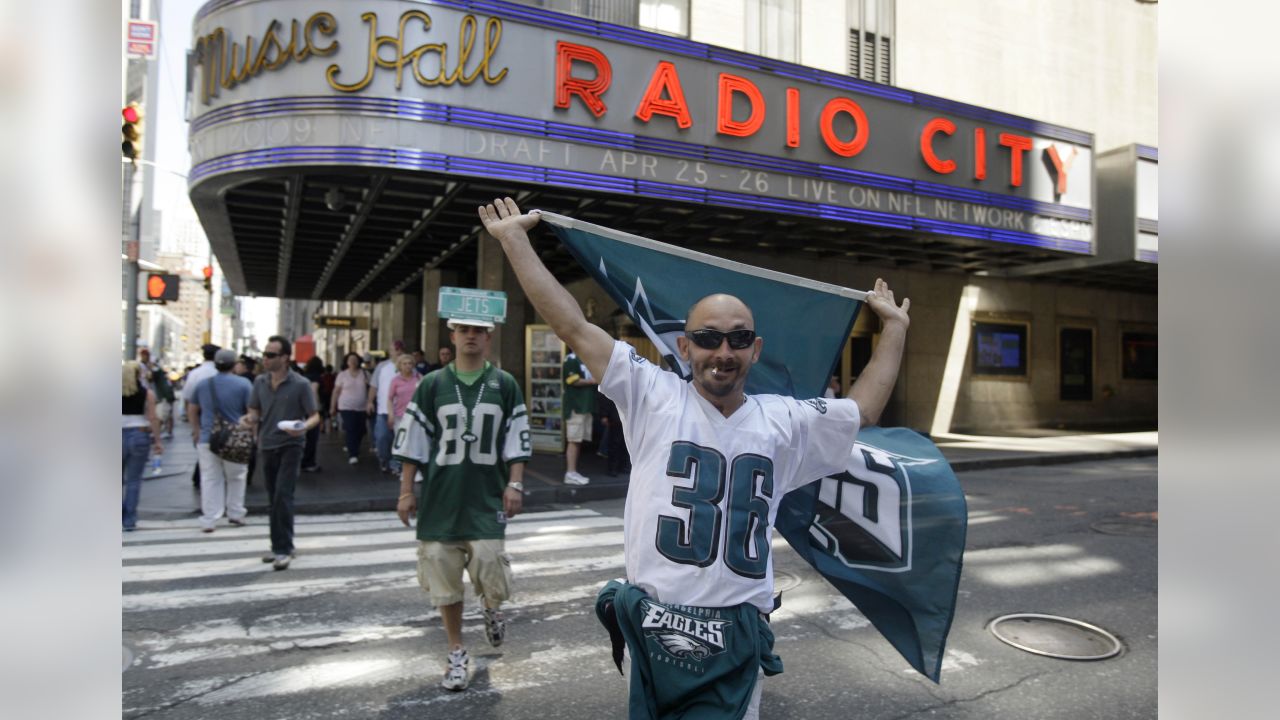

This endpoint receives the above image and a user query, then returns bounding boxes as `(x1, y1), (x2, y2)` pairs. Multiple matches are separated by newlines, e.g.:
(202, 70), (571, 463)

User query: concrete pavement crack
(883, 670), (1049, 720)
(126, 670), (266, 719)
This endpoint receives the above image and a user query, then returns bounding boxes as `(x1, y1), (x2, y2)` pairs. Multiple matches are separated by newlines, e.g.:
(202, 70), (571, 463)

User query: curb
(945, 447), (1157, 473)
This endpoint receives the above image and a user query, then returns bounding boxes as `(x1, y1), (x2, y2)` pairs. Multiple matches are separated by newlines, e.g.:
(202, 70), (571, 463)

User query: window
(848, 0), (894, 84)
(640, 0), (689, 36)
(512, 0), (689, 36)
(971, 321), (1029, 377)
(746, 0), (800, 63)
(1121, 331), (1157, 380)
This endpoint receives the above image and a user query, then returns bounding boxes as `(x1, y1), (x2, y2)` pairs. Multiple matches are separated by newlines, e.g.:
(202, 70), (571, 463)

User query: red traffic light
(145, 273), (180, 302)
(202, 265), (213, 279)
(122, 105), (141, 124)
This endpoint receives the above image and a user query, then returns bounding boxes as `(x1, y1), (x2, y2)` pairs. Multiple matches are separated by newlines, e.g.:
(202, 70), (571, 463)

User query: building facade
(186, 0), (1156, 434)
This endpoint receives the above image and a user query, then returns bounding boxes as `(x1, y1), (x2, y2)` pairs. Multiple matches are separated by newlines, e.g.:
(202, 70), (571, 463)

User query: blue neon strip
(191, 145), (1091, 254)
(1136, 145), (1159, 161)
(193, 0), (1089, 142)
(1137, 250), (1158, 263)
(193, 96), (1091, 222)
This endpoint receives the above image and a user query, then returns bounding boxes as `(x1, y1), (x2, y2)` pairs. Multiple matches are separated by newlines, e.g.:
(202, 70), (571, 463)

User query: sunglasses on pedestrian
(262, 351), (281, 359)
(685, 328), (757, 350)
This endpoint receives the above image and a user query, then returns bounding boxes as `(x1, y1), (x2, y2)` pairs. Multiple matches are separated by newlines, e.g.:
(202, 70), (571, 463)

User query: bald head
(686, 294), (755, 331)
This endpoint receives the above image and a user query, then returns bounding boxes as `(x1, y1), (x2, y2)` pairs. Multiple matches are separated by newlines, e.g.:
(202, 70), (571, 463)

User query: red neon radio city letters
(554, 41), (1072, 192)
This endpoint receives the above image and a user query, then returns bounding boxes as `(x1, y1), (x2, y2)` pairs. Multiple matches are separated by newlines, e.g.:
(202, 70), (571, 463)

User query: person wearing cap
(188, 348), (253, 532)
(393, 316), (532, 692)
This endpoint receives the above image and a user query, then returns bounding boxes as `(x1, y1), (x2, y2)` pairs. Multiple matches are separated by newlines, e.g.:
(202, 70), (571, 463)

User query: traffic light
(145, 273), (180, 302)
(122, 103), (143, 162)
(202, 265), (213, 293)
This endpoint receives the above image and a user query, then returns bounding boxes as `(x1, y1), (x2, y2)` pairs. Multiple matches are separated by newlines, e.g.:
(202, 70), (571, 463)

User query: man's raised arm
(848, 277), (911, 427)
(478, 197), (614, 380)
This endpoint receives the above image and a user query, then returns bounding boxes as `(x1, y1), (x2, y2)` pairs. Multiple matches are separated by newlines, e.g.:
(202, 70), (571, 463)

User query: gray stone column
(421, 268), (459, 358)
(477, 233), (528, 387)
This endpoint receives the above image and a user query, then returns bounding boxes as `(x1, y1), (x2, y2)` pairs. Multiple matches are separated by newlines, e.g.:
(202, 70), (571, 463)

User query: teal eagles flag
(539, 211), (966, 682)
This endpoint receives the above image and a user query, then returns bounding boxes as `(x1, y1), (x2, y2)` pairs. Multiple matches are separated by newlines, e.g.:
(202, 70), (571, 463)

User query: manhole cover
(773, 570), (803, 594)
(122, 645), (134, 672)
(1091, 518), (1157, 537)
(989, 613), (1123, 660)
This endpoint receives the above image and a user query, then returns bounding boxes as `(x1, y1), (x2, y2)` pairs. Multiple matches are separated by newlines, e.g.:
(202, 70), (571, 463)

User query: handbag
(208, 376), (256, 464)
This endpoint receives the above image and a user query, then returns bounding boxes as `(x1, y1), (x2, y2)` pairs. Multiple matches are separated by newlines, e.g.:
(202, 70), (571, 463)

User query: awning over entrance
(195, 166), (1127, 302)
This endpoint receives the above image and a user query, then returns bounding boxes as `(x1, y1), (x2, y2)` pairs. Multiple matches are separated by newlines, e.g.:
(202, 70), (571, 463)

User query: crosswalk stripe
(123, 508), (605, 542)
(122, 515), (623, 560)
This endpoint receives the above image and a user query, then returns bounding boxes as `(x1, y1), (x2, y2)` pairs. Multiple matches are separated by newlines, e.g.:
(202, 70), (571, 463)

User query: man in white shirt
(368, 341), (405, 474)
(183, 344), (221, 488)
(479, 197), (911, 719)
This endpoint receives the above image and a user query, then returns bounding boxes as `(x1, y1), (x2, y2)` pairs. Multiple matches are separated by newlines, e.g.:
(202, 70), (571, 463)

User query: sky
(153, 0), (280, 338)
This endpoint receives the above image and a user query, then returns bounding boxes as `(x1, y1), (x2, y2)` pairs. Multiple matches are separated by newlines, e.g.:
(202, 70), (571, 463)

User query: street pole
(123, 160), (140, 360)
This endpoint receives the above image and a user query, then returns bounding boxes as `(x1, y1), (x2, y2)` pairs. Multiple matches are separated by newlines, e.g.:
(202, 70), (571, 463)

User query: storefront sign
(190, 0), (1093, 248)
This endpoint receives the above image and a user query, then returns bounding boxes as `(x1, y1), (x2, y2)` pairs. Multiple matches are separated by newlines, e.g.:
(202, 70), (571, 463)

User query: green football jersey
(562, 352), (597, 417)
(392, 363), (532, 541)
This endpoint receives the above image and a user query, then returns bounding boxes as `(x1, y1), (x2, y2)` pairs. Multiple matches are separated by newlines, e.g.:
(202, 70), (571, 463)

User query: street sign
(126, 21), (157, 58)
(439, 287), (507, 325)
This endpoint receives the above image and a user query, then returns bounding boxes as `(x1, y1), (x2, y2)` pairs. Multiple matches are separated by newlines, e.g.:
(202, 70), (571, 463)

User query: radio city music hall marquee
(190, 0), (1094, 250)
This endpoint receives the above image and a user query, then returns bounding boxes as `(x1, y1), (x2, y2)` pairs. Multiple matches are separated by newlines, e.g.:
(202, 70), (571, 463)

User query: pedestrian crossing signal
(122, 103), (143, 163)
(145, 273), (179, 302)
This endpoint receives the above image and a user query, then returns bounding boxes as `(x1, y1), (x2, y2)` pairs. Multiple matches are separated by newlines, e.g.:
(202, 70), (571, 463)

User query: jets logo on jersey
(640, 600), (730, 661)
(808, 442), (939, 572)
(804, 398), (828, 414)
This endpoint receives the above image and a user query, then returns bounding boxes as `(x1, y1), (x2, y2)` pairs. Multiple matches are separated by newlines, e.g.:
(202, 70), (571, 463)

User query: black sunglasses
(262, 351), (281, 359)
(685, 328), (756, 350)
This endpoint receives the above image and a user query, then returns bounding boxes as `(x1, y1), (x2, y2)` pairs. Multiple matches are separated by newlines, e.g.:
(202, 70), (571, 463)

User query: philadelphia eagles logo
(655, 633), (714, 660)
(808, 442), (938, 571)
(804, 398), (828, 414)
(640, 600), (730, 661)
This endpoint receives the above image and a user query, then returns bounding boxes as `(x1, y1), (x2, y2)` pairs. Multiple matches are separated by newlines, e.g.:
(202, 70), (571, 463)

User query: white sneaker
(441, 647), (470, 691)
(483, 607), (506, 647)
(348, 456), (358, 465)
(564, 471), (590, 486)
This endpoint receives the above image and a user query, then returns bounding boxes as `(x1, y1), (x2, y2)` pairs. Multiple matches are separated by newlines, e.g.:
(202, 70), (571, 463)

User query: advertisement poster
(525, 325), (564, 453)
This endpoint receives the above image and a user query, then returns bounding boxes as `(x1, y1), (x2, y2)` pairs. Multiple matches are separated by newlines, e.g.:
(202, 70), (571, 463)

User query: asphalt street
(122, 457), (1156, 719)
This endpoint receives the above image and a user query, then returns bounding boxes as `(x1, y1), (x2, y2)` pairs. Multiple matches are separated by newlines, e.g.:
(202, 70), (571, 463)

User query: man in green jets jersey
(393, 316), (532, 691)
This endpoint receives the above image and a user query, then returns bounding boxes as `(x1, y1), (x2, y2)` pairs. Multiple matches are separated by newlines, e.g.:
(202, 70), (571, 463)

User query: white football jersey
(600, 341), (861, 613)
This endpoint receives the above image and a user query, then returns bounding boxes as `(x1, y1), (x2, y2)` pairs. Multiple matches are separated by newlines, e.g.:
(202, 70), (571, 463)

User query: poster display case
(525, 325), (565, 453)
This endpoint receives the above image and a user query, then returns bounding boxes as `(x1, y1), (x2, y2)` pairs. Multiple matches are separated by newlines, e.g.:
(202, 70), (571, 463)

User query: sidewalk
(136, 420), (1157, 521)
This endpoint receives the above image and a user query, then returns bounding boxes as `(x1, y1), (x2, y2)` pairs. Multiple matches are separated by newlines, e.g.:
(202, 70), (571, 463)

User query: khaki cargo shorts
(565, 411), (593, 442)
(416, 539), (513, 607)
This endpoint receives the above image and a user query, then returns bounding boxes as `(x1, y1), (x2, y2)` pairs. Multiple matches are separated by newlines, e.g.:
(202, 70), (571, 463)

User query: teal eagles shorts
(595, 580), (783, 720)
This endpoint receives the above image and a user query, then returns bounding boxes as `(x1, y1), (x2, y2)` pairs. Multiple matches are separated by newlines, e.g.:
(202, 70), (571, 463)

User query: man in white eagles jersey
(479, 198), (910, 718)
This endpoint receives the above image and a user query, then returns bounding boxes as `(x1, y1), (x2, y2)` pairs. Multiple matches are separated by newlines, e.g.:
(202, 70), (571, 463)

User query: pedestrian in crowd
(139, 348), (176, 439)
(413, 349), (431, 376)
(437, 346), (454, 371)
(234, 357), (260, 484)
(188, 348), (252, 533)
(240, 336), (320, 571)
(183, 344), (221, 489)
(597, 392), (629, 477)
(479, 197), (910, 718)
(393, 316), (532, 692)
(320, 364), (337, 433)
(301, 356), (325, 473)
(332, 351), (370, 465)
(387, 352), (422, 477)
(562, 349), (598, 485)
(122, 360), (163, 532)
(368, 341), (405, 474)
